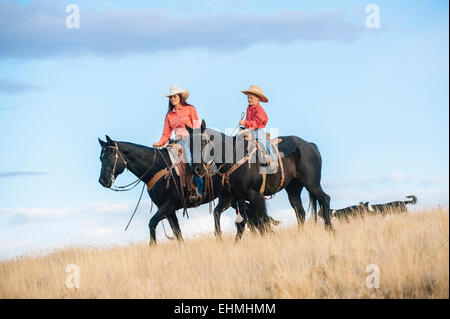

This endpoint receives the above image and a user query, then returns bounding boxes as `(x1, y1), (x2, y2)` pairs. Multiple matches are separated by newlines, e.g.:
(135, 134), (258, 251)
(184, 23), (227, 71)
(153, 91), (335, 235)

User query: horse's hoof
(269, 217), (281, 226)
(325, 224), (335, 234)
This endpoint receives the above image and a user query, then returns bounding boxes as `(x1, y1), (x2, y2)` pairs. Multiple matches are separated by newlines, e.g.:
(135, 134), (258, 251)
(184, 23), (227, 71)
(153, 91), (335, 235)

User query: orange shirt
(156, 104), (200, 146)
(243, 102), (268, 129)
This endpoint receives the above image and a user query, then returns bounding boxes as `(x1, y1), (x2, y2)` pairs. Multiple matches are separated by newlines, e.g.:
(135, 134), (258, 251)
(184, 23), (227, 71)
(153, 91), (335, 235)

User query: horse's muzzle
(99, 177), (111, 188)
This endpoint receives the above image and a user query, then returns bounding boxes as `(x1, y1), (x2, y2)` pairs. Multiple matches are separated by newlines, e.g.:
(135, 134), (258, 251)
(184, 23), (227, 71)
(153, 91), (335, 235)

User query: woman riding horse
(152, 86), (204, 203)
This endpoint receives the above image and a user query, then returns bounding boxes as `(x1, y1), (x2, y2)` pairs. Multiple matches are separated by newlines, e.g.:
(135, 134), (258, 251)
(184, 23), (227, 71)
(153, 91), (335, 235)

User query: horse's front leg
(233, 199), (248, 241)
(213, 193), (234, 240)
(148, 202), (171, 246)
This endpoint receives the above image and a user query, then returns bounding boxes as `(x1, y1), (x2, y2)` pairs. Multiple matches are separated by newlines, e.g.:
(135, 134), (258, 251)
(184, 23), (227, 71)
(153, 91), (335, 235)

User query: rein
(102, 142), (186, 235)
(103, 142), (158, 231)
(230, 112), (246, 136)
(156, 147), (189, 218)
(105, 142), (157, 192)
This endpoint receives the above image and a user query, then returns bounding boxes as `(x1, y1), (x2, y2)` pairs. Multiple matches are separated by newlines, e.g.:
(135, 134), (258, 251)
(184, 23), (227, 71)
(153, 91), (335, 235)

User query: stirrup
(189, 188), (202, 203)
(260, 154), (272, 166)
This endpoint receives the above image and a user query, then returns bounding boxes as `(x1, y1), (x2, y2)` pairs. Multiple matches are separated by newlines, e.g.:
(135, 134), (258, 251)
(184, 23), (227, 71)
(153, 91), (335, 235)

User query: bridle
(103, 142), (128, 185)
(198, 132), (218, 212)
(101, 141), (159, 231)
(194, 132), (216, 178)
(102, 141), (157, 192)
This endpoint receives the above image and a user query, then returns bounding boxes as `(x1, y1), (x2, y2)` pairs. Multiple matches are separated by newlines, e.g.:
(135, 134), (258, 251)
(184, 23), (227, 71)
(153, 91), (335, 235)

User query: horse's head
(185, 119), (210, 177)
(98, 135), (127, 188)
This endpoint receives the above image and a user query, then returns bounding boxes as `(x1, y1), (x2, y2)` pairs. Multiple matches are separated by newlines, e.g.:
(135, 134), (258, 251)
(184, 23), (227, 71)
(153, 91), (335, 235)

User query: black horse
(185, 120), (332, 238)
(97, 135), (250, 245)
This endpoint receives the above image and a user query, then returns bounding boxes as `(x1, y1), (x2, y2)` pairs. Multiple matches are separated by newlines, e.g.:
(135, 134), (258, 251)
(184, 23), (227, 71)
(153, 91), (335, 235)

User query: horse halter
(196, 132), (216, 176)
(104, 142), (128, 184)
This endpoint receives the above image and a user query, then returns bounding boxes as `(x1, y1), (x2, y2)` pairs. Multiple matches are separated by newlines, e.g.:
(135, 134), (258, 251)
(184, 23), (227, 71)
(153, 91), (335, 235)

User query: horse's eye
(108, 154), (115, 160)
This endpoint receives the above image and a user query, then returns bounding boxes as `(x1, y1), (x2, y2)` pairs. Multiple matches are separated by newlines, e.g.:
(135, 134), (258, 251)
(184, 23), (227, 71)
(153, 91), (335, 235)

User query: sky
(0, 0), (448, 260)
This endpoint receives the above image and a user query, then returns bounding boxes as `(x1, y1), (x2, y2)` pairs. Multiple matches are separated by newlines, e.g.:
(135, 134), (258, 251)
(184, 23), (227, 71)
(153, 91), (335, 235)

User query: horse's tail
(404, 195), (417, 205)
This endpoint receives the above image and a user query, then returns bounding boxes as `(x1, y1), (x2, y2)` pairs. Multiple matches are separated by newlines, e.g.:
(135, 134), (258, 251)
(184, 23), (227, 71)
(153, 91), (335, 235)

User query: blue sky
(0, 0), (448, 259)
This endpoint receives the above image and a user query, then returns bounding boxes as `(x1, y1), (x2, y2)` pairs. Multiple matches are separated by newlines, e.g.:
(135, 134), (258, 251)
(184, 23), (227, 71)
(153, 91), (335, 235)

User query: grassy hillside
(0, 208), (448, 298)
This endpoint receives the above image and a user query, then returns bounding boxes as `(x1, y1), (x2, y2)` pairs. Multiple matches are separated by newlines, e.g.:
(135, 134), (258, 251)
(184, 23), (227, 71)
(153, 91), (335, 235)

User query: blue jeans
(178, 137), (192, 167)
(177, 136), (204, 196)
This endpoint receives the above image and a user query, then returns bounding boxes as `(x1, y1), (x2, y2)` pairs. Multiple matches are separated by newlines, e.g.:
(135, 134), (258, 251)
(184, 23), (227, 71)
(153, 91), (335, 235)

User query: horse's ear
(364, 202), (369, 206)
(185, 124), (193, 134)
(105, 135), (113, 144)
(201, 119), (206, 132)
(98, 138), (107, 147)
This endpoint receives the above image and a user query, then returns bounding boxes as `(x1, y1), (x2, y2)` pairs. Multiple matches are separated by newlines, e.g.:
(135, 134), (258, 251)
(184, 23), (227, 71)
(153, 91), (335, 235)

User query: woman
(153, 86), (204, 201)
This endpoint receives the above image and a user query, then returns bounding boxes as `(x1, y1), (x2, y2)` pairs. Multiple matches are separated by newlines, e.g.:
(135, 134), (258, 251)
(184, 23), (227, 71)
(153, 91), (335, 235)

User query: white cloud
(0, 0), (363, 59)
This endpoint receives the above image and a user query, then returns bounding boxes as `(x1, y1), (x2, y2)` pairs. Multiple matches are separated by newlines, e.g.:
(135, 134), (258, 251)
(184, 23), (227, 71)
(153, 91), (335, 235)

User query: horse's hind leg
(285, 180), (306, 226)
(235, 215), (248, 241)
(247, 189), (271, 235)
(166, 212), (183, 242)
(308, 185), (332, 230)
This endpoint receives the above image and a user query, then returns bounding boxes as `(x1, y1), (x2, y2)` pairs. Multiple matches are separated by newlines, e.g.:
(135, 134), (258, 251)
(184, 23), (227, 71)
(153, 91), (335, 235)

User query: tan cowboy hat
(163, 86), (190, 100)
(241, 85), (268, 103)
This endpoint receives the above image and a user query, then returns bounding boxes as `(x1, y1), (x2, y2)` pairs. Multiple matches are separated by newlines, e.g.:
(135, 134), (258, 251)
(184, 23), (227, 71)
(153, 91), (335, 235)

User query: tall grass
(0, 209), (448, 298)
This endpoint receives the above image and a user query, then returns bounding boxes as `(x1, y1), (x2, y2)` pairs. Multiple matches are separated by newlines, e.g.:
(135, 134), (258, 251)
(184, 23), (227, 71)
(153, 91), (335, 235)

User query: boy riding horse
(239, 85), (278, 170)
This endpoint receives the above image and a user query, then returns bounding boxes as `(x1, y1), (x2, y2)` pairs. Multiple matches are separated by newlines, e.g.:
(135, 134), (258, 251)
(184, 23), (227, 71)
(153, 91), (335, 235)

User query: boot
(188, 176), (204, 204)
(261, 153), (278, 171)
(194, 176), (204, 197)
(188, 188), (202, 205)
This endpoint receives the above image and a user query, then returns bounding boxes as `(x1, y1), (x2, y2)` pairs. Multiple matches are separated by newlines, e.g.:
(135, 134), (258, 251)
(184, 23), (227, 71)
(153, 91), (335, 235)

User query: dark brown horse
(186, 120), (333, 238)
(98, 135), (250, 245)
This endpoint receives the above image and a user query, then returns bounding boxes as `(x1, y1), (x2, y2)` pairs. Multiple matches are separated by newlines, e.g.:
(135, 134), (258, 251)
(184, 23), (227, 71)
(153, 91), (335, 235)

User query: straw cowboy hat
(163, 86), (190, 100)
(241, 85), (268, 103)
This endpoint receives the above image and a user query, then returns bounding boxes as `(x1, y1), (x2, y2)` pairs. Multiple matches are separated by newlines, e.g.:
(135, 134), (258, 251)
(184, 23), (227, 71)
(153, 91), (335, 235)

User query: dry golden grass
(0, 208), (448, 298)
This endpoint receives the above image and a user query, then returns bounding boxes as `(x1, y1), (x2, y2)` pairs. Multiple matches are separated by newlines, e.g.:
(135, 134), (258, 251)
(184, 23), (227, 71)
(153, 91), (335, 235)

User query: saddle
(237, 129), (282, 172)
(165, 142), (185, 175)
(146, 142), (202, 208)
(165, 142), (204, 206)
(233, 129), (285, 195)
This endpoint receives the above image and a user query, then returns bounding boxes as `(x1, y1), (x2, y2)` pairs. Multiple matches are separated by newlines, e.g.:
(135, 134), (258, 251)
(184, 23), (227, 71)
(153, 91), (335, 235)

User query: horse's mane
(204, 128), (237, 144)
(118, 141), (153, 151)
(117, 141), (167, 158)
